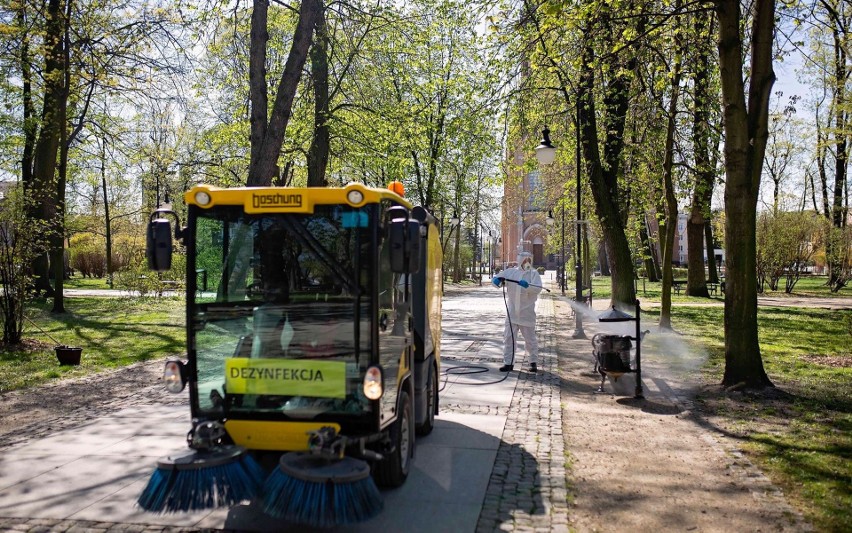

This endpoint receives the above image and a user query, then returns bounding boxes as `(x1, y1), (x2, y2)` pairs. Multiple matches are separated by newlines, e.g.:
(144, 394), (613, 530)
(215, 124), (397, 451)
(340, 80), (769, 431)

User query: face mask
(522, 262), (531, 271)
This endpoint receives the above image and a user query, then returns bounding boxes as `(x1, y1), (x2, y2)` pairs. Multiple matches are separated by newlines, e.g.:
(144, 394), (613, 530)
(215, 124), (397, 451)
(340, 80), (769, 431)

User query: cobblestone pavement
(475, 296), (570, 533)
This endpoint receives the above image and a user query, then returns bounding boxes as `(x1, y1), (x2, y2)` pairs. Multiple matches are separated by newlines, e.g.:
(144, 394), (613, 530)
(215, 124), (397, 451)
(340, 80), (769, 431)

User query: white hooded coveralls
(494, 256), (542, 366)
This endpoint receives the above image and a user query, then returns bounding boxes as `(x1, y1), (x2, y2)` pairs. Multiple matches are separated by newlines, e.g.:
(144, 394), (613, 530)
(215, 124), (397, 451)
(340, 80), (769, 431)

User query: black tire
(416, 365), (437, 436)
(374, 390), (413, 487)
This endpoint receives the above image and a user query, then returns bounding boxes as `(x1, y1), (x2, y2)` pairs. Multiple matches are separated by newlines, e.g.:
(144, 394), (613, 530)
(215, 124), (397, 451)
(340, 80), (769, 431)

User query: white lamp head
(535, 127), (556, 166)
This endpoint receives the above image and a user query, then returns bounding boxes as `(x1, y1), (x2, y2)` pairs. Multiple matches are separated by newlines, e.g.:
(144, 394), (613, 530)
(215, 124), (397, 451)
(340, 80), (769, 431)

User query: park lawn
(589, 274), (851, 304)
(64, 276), (114, 290)
(645, 304), (852, 532)
(1, 296), (185, 393)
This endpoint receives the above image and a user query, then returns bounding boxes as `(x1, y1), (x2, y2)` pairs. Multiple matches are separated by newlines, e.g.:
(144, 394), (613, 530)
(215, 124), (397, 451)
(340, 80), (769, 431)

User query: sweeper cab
(141, 182), (442, 525)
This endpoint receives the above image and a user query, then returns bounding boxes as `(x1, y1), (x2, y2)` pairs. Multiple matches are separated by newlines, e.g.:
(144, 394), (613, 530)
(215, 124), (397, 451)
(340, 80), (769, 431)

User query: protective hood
(517, 252), (533, 271)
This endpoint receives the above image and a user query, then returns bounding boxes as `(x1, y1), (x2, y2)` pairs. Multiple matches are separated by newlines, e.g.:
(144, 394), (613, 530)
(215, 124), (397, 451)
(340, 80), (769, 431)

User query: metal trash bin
(592, 334), (633, 392)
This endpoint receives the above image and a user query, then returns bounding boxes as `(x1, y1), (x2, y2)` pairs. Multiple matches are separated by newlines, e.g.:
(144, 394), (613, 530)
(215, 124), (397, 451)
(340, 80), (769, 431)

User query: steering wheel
(246, 282), (266, 300)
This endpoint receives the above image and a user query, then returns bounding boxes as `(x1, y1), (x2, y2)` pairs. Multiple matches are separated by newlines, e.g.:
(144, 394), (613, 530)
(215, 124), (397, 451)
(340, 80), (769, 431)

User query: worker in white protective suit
(491, 252), (543, 373)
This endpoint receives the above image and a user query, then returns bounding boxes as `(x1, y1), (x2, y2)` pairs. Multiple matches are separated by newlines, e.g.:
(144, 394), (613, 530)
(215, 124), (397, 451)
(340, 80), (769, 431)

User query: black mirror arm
(149, 209), (186, 242)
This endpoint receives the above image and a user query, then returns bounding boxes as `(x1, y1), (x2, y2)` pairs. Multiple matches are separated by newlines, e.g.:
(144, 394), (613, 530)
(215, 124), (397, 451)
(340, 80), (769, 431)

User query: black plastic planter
(55, 346), (82, 365)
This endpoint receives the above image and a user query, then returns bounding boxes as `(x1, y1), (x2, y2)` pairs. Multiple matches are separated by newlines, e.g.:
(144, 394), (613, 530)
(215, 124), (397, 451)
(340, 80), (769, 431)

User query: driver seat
(251, 306), (293, 358)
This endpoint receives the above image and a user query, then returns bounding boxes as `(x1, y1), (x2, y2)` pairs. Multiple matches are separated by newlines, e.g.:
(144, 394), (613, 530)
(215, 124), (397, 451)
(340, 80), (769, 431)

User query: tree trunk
(687, 9), (715, 298)
(247, 0), (320, 186)
(686, 211), (709, 297)
(453, 217), (461, 283)
(307, 6), (330, 187)
(51, 103), (67, 313)
(715, 0), (774, 389)
(660, 28), (683, 330)
(101, 147), (112, 287)
(825, 2), (849, 288)
(249, 0), (268, 174)
(27, 0), (66, 297)
(19, 4), (35, 191)
(705, 221), (719, 284)
(597, 245), (609, 276)
(577, 33), (636, 309)
(637, 206), (657, 282)
(51, 0), (72, 314)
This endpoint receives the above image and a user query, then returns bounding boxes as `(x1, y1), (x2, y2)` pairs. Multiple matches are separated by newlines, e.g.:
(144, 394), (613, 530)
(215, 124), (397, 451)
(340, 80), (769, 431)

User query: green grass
(64, 276), (115, 290)
(1, 296), (185, 393)
(588, 274), (851, 303)
(642, 304), (852, 531)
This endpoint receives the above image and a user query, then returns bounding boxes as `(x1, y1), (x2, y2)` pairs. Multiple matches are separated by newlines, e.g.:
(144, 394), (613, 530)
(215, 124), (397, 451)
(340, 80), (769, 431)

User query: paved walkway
(0, 280), (808, 532)
(0, 283), (568, 532)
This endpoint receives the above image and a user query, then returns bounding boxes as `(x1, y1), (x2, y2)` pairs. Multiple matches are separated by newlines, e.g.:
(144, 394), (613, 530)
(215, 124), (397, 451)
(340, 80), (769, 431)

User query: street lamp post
(439, 205), (460, 290)
(546, 209), (555, 269)
(536, 126), (586, 339)
(487, 229), (498, 277)
(544, 210), (563, 282)
(561, 204), (566, 295)
(449, 212), (460, 282)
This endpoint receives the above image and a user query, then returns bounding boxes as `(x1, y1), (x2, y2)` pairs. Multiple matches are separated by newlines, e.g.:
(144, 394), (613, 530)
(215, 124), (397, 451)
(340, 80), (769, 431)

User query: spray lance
(491, 276), (551, 292)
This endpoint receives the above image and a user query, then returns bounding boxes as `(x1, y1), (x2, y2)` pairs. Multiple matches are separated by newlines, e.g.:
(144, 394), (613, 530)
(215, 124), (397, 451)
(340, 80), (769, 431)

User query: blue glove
(518, 279), (529, 288)
(492, 277), (504, 288)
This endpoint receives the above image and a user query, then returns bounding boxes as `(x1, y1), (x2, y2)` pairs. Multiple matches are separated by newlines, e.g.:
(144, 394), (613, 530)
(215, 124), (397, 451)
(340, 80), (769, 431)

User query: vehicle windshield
(190, 204), (374, 419)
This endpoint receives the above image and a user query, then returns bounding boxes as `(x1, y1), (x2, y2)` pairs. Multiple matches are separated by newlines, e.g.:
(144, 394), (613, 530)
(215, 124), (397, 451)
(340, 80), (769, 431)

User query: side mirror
(388, 208), (421, 274)
(146, 208), (183, 272)
(147, 218), (173, 271)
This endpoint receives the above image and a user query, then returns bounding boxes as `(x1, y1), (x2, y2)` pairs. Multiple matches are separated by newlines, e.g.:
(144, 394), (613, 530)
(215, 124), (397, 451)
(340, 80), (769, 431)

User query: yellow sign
(225, 358), (346, 398)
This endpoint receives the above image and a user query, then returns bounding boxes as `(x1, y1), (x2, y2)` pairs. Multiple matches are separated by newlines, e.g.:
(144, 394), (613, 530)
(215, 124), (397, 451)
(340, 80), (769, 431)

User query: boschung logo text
(252, 193), (302, 209)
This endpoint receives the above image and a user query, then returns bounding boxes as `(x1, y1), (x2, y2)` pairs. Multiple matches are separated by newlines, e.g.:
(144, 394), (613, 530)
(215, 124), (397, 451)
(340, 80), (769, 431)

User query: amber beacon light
(388, 181), (405, 197)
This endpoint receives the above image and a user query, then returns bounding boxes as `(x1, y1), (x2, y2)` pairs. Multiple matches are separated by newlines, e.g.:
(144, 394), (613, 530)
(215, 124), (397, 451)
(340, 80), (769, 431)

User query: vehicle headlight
(362, 365), (383, 400)
(163, 358), (187, 393)
(194, 191), (211, 206)
(347, 189), (364, 205)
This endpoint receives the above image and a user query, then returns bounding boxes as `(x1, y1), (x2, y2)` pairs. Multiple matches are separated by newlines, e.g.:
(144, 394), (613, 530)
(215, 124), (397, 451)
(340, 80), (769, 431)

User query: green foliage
(69, 232), (106, 278)
(68, 231), (143, 279)
(825, 225), (852, 292)
(113, 248), (186, 297)
(0, 188), (50, 344)
(2, 297), (184, 392)
(757, 211), (824, 293)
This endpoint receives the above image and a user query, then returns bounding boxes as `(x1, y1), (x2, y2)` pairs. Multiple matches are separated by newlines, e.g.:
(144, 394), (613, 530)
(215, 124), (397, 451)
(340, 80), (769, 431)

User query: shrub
(71, 249), (106, 278)
(114, 248), (186, 297)
(69, 233), (105, 278)
(111, 234), (143, 272)
(0, 189), (49, 344)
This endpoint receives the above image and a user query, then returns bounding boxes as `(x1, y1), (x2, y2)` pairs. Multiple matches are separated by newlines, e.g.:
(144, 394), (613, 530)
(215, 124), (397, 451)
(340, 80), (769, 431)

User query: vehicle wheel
(374, 390), (413, 487)
(416, 365), (437, 436)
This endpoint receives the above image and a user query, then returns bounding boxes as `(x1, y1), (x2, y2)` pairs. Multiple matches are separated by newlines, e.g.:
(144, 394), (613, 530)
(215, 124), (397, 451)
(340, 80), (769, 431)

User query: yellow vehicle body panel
(224, 420), (341, 451)
(185, 183), (413, 212)
(426, 215), (442, 366)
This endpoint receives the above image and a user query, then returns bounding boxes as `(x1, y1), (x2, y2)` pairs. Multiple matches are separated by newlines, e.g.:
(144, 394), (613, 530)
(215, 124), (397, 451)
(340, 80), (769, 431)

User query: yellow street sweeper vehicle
(141, 182), (442, 526)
